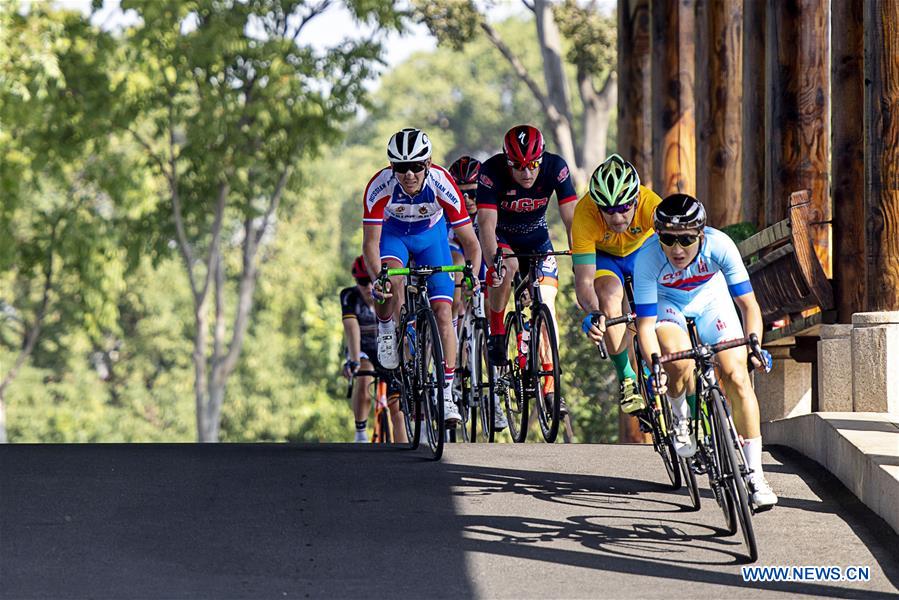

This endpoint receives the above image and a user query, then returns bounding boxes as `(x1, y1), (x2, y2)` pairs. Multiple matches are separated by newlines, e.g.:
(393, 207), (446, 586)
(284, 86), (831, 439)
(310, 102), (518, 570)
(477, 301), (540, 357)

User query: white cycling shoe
(672, 416), (697, 458)
(377, 331), (399, 370)
(444, 399), (462, 424)
(750, 477), (778, 511)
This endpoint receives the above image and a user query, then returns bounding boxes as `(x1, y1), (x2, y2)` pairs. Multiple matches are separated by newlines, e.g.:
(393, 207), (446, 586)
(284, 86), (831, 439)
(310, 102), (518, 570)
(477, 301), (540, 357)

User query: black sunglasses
(392, 161), (427, 174)
(658, 232), (701, 247)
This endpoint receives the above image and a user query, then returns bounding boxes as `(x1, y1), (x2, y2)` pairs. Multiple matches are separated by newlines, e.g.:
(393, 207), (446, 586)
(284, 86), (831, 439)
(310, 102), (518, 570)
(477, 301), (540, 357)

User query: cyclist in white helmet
(361, 128), (482, 425)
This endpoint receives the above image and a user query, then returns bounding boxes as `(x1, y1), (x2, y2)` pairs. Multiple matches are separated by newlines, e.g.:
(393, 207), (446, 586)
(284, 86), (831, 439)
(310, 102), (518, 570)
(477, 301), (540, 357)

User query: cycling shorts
(380, 218), (455, 304)
(595, 247), (642, 284)
(655, 274), (745, 344)
(496, 228), (559, 282)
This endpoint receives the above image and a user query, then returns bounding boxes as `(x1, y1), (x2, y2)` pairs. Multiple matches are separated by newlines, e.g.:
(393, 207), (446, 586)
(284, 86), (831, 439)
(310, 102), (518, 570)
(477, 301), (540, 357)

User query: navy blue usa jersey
(476, 152), (578, 235)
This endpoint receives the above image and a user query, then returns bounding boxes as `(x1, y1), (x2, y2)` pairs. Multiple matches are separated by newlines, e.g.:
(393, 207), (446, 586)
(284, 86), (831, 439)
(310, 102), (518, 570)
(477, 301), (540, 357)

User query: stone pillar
(817, 324), (854, 411)
(851, 312), (899, 415)
(754, 347), (813, 422)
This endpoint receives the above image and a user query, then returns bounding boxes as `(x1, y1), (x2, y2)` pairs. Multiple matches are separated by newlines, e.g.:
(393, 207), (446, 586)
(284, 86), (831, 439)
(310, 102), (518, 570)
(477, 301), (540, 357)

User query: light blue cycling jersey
(633, 227), (753, 318)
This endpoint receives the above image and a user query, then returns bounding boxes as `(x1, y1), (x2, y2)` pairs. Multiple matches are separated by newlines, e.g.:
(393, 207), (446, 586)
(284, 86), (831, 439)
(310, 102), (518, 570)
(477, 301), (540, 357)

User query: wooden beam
(696, 0), (743, 227)
(618, 0), (653, 186)
(651, 0), (696, 197)
(865, 0), (899, 310)
(832, 0), (866, 321)
(765, 0), (830, 276)
(741, 0), (766, 228)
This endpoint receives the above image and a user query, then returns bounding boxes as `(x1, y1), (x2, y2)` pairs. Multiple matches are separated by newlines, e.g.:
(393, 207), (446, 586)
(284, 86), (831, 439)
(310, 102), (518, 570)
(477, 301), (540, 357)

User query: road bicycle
(450, 279), (494, 443)
(346, 369), (396, 443)
(492, 250), (569, 443)
(377, 262), (475, 460)
(653, 323), (763, 562)
(588, 274), (699, 509)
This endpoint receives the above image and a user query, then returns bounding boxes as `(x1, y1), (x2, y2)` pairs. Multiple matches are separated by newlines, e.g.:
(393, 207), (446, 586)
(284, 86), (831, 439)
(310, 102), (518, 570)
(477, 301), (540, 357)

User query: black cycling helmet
(654, 193), (707, 231)
(448, 156), (481, 185)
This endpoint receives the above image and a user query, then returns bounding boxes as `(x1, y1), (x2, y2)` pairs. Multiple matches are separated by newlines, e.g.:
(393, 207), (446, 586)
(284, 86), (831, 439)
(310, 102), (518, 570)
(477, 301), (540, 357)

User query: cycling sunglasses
(392, 161), (427, 174)
(506, 158), (542, 171)
(658, 232), (701, 247)
(599, 200), (636, 215)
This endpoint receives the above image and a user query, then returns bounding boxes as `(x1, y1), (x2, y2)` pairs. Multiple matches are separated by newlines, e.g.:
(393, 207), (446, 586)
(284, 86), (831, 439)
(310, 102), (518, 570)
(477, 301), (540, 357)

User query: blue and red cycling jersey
(475, 152), (578, 236)
(363, 165), (470, 234)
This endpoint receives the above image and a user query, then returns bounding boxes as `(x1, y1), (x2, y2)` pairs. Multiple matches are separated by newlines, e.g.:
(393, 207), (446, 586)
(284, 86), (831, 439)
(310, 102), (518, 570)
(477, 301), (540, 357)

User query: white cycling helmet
(387, 128), (432, 162)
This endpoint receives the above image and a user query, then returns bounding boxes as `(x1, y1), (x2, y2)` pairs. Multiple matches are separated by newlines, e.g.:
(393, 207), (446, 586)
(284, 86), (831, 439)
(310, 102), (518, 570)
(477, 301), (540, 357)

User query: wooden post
(652, 0), (696, 197)
(696, 0), (743, 227)
(765, 0), (830, 275)
(865, 0), (899, 310)
(742, 0), (766, 228)
(832, 0), (866, 321)
(618, 0), (653, 185)
(618, 0), (653, 443)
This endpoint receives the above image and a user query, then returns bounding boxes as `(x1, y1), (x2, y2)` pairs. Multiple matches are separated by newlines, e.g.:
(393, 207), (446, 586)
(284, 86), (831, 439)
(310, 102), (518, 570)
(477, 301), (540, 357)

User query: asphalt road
(2, 442), (897, 599)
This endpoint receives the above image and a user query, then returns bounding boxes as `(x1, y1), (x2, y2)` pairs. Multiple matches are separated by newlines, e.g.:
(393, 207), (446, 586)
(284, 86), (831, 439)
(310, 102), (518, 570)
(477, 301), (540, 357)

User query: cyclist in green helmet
(572, 154), (663, 414)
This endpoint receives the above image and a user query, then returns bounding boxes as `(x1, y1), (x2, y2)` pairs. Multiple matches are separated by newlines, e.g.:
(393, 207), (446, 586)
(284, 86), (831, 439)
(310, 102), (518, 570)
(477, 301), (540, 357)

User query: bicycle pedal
(691, 459), (708, 475)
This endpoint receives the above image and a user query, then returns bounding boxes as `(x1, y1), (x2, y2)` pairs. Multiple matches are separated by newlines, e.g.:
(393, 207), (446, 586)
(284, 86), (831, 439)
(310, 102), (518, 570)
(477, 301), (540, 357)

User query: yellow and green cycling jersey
(571, 185), (663, 264)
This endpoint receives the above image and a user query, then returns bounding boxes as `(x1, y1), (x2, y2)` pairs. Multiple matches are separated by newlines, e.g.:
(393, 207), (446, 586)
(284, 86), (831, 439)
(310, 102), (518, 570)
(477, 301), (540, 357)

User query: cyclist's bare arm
(559, 199), (576, 249)
(362, 224), (383, 282)
(733, 292), (763, 343)
(454, 222), (482, 279)
(342, 318), (362, 364)
(574, 263), (600, 313)
(477, 207), (499, 267)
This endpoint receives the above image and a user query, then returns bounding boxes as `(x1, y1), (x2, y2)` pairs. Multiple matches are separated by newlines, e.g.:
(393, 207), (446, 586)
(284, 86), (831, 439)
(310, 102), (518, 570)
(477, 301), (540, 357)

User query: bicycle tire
(636, 358), (681, 490)
(470, 325), (494, 443)
(499, 312), (528, 443)
(680, 456), (701, 510)
(705, 391), (737, 534)
(418, 309), (445, 460)
(711, 388), (757, 561)
(454, 323), (472, 444)
(399, 316), (421, 450)
(377, 405), (392, 444)
(532, 304), (562, 443)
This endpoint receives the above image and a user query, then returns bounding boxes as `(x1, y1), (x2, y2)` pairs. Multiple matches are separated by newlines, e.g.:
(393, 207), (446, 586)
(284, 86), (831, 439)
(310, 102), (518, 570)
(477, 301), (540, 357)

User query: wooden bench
(736, 190), (835, 348)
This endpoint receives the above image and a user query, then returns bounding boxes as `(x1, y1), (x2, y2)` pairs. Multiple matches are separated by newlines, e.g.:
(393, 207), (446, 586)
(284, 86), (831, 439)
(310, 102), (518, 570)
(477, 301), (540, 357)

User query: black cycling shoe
(487, 334), (507, 366)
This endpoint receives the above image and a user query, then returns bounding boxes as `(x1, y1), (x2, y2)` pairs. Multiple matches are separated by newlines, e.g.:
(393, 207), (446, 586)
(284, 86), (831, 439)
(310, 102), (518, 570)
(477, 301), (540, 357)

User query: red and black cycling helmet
(351, 255), (369, 282)
(503, 125), (545, 167)
(448, 156), (481, 185)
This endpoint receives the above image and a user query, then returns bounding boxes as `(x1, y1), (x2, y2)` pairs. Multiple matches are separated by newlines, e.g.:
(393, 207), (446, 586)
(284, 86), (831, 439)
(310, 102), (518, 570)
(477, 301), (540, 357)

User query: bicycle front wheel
(499, 312), (528, 442)
(418, 309), (445, 460)
(656, 394), (683, 490)
(532, 304), (562, 443)
(470, 324), (494, 443)
(711, 388), (757, 561)
(399, 317), (421, 450)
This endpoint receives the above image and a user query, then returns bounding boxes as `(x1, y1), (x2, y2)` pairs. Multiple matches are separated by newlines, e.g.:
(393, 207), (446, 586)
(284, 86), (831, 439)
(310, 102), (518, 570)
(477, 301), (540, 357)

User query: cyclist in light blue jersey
(633, 194), (777, 510)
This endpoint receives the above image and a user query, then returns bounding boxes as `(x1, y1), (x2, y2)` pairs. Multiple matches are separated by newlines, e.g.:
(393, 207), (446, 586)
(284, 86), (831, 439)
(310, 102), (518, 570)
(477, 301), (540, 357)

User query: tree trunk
(194, 298), (212, 441)
(696, 0), (743, 227)
(742, 0), (766, 228)
(579, 72), (617, 178)
(617, 0), (653, 186)
(833, 0), (866, 321)
(651, 0), (697, 196)
(765, 0), (830, 274)
(865, 0), (899, 311)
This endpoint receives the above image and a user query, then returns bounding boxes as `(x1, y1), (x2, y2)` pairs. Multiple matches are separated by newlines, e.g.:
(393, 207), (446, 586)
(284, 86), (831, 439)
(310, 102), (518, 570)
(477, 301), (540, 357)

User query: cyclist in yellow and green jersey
(572, 154), (662, 413)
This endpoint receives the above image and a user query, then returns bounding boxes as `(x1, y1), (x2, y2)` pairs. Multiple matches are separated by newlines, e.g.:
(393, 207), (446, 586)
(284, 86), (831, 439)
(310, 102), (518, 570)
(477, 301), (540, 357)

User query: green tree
(115, 0), (404, 441)
(415, 0), (617, 186)
(0, 4), (140, 442)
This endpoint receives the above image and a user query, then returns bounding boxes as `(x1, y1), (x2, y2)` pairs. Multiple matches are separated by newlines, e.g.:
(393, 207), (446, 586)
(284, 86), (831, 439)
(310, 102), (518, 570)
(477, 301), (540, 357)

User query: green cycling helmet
(589, 154), (641, 208)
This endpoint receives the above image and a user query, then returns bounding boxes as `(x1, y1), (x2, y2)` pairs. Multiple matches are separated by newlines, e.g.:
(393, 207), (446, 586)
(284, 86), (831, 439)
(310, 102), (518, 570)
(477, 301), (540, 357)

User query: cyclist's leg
(487, 233), (519, 336)
(411, 222), (460, 420)
(654, 300), (697, 454)
(373, 358), (408, 444)
(353, 356), (375, 441)
(375, 226), (410, 368)
(689, 287), (774, 502)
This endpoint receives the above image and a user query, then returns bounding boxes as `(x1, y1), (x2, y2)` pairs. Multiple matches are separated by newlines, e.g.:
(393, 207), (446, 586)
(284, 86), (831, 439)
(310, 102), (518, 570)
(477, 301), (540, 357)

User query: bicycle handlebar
(587, 311), (634, 360)
(656, 335), (752, 365)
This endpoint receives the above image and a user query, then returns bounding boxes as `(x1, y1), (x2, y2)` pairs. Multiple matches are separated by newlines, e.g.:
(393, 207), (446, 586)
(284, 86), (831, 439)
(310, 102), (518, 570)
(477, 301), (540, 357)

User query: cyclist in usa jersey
(447, 155), (484, 322)
(633, 194), (778, 510)
(477, 125), (577, 367)
(362, 128), (482, 424)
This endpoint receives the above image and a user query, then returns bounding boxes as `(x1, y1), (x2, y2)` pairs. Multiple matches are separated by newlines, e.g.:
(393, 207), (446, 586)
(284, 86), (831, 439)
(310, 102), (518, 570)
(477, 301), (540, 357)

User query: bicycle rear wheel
(470, 325), (494, 442)
(711, 388), (757, 562)
(532, 304), (562, 443)
(498, 312), (528, 442)
(453, 324), (472, 444)
(418, 309), (445, 460)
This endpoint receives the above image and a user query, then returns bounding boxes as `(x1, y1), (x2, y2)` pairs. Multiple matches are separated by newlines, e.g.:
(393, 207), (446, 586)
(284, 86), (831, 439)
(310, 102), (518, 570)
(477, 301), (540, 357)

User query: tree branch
(254, 168), (290, 247)
(198, 181), (230, 304)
